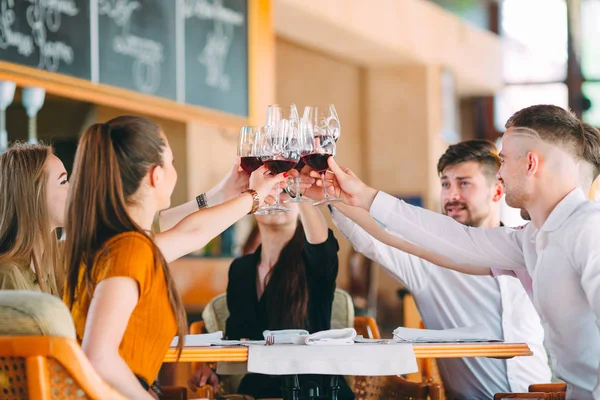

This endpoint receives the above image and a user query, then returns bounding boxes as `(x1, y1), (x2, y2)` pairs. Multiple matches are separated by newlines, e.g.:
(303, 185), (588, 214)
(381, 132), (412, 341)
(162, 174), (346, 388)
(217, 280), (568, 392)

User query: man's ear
(492, 181), (504, 202)
(526, 152), (540, 177)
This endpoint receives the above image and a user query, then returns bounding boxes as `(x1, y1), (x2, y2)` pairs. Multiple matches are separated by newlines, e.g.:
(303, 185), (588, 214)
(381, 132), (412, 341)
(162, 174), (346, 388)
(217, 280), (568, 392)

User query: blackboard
(184, 0), (248, 116)
(0, 0), (91, 79)
(97, 0), (177, 100)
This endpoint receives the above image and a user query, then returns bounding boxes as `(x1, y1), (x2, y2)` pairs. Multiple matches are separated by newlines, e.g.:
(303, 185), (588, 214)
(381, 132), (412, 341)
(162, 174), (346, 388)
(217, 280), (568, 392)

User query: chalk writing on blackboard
(98, 0), (163, 94)
(185, 0), (244, 93)
(0, 0), (79, 71)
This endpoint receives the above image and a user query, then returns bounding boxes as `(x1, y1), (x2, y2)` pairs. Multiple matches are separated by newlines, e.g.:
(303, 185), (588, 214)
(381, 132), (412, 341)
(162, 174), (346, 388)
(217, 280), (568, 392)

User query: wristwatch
(196, 193), (208, 209)
(242, 189), (260, 214)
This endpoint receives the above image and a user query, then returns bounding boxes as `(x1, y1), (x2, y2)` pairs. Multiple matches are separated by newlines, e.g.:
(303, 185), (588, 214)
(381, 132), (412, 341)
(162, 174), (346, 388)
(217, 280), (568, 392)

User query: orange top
(68, 232), (177, 384)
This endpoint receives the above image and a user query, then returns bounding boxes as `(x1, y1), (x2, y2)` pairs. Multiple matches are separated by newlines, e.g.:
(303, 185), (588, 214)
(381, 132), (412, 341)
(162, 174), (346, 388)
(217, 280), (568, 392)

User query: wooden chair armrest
(160, 386), (187, 400)
(494, 392), (565, 400)
(528, 383), (567, 393)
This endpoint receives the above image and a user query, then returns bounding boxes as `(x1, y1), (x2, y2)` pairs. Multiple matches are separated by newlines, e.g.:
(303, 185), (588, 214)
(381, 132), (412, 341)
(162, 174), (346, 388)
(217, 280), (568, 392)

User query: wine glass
(259, 119), (300, 213)
(238, 126), (263, 174)
(284, 111), (313, 203)
(266, 104), (299, 127)
(303, 105), (342, 206)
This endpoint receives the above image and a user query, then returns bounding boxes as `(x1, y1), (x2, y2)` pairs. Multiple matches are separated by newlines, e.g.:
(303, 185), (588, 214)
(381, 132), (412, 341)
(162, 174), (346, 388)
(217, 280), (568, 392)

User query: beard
(443, 201), (486, 227)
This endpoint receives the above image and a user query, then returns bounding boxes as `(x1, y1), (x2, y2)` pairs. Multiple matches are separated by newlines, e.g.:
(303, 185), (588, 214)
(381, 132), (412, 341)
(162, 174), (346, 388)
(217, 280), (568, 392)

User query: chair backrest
(0, 336), (127, 400)
(0, 291), (76, 338)
(0, 291), (127, 400)
(352, 375), (435, 400)
(353, 316), (381, 339)
(201, 289), (355, 333)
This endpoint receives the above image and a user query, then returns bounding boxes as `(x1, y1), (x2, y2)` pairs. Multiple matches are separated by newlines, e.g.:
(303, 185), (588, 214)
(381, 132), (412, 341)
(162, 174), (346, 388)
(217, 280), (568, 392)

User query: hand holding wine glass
(205, 157), (250, 206)
(302, 105), (341, 206)
(248, 165), (288, 207)
(310, 157), (379, 210)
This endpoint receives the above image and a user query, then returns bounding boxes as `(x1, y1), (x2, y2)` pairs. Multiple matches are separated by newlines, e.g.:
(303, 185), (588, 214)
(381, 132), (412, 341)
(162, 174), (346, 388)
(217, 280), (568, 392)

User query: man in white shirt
(313, 105), (600, 399)
(330, 140), (551, 399)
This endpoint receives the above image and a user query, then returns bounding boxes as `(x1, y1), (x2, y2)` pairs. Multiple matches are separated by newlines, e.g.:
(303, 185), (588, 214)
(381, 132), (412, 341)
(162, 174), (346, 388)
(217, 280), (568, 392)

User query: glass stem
(295, 177), (302, 199)
(275, 184), (281, 205)
(321, 172), (327, 199)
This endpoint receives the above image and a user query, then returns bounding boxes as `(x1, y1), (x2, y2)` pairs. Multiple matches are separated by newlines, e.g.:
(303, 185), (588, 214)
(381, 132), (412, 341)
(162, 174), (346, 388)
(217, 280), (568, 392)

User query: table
(164, 342), (532, 363)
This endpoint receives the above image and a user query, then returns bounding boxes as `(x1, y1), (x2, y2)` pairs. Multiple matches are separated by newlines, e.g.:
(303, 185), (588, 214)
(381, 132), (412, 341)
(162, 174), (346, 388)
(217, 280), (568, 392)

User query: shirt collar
(539, 188), (587, 232)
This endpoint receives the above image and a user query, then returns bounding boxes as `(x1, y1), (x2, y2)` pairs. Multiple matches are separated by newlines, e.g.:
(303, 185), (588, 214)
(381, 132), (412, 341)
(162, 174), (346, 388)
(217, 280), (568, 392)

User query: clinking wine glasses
(301, 105), (341, 206)
(256, 119), (300, 214)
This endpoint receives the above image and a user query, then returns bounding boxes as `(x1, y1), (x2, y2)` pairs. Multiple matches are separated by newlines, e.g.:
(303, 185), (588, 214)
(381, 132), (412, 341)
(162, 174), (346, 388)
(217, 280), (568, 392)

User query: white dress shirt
(369, 189), (600, 399)
(332, 209), (550, 399)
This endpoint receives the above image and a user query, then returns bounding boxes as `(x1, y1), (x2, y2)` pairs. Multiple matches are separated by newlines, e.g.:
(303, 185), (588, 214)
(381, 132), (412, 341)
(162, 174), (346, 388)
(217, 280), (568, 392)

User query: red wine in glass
(264, 159), (297, 174)
(240, 156), (263, 174)
(294, 159), (306, 171)
(302, 153), (330, 173)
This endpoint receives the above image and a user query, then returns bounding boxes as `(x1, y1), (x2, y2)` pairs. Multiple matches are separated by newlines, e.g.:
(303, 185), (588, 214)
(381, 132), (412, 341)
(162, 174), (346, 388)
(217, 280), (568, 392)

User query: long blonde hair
(0, 143), (63, 295)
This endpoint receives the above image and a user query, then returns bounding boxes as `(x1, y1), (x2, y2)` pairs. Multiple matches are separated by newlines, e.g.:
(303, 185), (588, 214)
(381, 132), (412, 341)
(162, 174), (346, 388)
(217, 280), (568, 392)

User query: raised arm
(313, 157), (526, 271)
(158, 158), (249, 232)
(332, 203), (492, 277)
(155, 166), (285, 263)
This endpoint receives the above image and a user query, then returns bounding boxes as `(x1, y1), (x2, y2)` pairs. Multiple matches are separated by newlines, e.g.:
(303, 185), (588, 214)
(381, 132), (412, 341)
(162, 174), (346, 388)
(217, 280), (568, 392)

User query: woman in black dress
(190, 196), (354, 399)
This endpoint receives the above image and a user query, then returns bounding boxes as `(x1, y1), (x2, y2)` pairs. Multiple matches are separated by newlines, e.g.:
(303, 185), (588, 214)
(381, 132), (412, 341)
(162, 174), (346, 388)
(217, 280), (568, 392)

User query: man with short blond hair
(321, 105), (600, 399)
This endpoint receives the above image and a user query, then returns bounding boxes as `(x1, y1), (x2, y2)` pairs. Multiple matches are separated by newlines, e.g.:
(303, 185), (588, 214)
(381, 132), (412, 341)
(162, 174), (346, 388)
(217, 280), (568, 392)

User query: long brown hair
(63, 116), (186, 355)
(261, 222), (309, 330)
(0, 143), (63, 295)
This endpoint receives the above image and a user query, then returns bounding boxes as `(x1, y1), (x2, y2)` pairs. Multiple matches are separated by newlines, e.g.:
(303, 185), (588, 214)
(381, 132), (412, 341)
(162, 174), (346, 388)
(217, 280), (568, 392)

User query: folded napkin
(392, 325), (501, 343)
(170, 331), (223, 347)
(263, 329), (309, 344)
(291, 328), (356, 346)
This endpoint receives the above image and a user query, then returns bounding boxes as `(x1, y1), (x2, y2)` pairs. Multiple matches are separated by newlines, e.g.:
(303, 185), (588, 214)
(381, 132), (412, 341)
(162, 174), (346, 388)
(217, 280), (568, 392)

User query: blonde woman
(0, 142), (254, 297)
(0, 143), (68, 294)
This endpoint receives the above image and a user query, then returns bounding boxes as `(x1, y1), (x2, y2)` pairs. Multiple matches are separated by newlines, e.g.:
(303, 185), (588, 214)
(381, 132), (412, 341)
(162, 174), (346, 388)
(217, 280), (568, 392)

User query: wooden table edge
(164, 343), (532, 363)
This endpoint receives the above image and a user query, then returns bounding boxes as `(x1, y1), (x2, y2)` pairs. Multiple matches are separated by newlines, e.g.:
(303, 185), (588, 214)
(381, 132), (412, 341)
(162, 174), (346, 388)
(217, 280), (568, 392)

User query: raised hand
(249, 165), (287, 206)
(206, 157), (250, 206)
(310, 157), (378, 210)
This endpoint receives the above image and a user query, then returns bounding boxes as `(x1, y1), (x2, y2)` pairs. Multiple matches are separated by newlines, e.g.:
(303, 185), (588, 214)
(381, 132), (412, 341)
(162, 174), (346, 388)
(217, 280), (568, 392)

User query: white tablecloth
(217, 343), (417, 376)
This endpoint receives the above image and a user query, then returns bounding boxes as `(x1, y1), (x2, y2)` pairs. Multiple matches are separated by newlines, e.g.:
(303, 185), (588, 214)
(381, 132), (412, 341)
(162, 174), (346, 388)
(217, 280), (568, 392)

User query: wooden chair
(0, 290), (186, 400)
(0, 336), (130, 400)
(401, 294), (446, 398)
(0, 291), (128, 400)
(494, 383), (567, 399)
(351, 316), (443, 400)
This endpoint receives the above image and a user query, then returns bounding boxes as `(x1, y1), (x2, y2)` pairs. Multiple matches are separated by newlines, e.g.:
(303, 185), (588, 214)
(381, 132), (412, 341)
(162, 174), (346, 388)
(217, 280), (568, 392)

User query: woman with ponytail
(64, 116), (284, 400)
(189, 193), (354, 400)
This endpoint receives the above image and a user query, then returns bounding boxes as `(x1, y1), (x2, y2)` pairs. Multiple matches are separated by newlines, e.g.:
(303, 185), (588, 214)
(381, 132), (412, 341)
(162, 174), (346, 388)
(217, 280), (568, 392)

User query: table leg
(329, 375), (339, 400)
(283, 375), (301, 400)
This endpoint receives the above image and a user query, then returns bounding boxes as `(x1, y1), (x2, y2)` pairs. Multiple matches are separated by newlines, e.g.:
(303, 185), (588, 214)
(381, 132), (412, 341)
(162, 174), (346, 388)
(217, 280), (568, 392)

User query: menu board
(184, 0), (249, 116)
(0, 0), (91, 79)
(0, 0), (250, 116)
(97, 0), (177, 100)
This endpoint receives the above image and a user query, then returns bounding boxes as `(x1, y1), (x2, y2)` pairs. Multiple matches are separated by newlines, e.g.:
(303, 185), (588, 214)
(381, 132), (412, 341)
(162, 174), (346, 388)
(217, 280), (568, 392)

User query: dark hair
(581, 122), (600, 179)
(437, 139), (501, 182)
(64, 116), (186, 356)
(505, 105), (600, 178)
(258, 222), (309, 330)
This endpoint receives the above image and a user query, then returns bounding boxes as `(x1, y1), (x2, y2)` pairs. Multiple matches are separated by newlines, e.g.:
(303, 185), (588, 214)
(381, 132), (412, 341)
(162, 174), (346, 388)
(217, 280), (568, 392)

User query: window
(495, 0), (568, 131)
(581, 0), (600, 126)
(581, 0), (600, 80)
